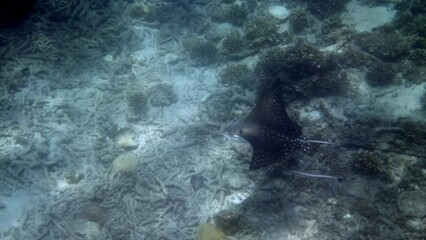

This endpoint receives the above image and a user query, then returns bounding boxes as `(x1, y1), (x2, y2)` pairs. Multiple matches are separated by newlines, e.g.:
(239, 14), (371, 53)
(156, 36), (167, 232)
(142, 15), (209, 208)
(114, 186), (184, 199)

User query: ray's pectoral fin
(246, 79), (302, 138)
(250, 148), (277, 170)
(249, 146), (294, 170)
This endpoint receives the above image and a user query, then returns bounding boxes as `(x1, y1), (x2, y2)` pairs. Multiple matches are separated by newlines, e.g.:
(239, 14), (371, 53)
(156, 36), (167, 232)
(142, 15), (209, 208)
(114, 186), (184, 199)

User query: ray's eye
(237, 129), (243, 135)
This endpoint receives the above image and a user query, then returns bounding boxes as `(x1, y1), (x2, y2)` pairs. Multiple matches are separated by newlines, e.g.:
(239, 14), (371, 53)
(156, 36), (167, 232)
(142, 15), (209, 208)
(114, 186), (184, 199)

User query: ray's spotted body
(224, 79), (340, 181)
(224, 79), (308, 170)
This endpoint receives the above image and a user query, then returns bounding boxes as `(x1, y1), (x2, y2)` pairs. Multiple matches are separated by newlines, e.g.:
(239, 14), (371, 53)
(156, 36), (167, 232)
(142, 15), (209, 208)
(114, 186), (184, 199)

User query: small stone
(164, 53), (179, 64)
(190, 175), (206, 191)
(405, 218), (426, 232)
(197, 223), (226, 240)
(72, 220), (101, 239)
(104, 55), (114, 62)
(115, 136), (138, 150)
(226, 174), (250, 189)
(397, 190), (426, 218)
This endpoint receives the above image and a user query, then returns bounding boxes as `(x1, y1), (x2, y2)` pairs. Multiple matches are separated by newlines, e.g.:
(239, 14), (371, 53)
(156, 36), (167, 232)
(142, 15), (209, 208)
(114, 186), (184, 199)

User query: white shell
(114, 128), (139, 150)
(268, 5), (290, 20)
(112, 153), (139, 172)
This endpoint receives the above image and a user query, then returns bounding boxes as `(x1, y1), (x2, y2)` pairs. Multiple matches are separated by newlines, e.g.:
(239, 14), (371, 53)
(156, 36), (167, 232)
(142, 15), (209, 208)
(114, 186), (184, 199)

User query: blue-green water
(0, 0), (425, 239)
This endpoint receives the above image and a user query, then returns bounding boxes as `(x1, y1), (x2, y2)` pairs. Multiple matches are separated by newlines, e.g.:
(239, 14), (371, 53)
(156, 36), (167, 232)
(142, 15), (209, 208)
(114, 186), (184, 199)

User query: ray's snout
(223, 121), (248, 143)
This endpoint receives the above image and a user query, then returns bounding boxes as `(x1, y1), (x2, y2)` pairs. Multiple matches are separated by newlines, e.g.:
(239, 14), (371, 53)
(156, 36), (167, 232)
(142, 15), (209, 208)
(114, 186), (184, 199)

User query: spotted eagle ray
(224, 79), (342, 181)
